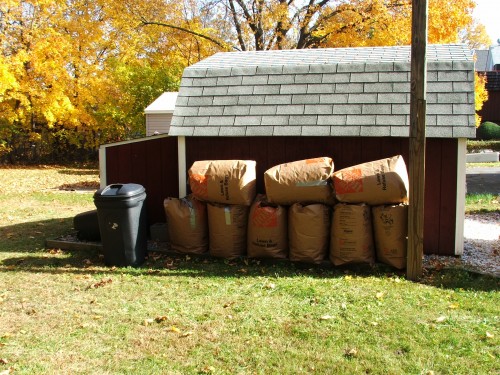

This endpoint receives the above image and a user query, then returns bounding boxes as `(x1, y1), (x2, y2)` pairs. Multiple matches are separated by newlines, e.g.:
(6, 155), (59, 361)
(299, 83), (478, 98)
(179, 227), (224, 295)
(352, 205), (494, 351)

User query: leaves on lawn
(143, 315), (170, 326)
(485, 331), (494, 339)
(200, 365), (216, 374)
(375, 291), (385, 299)
(344, 347), (358, 358)
(143, 319), (155, 326)
(168, 326), (181, 333)
(155, 316), (168, 323)
(435, 316), (447, 323)
(264, 282), (276, 290)
(86, 278), (112, 290)
(320, 314), (334, 321)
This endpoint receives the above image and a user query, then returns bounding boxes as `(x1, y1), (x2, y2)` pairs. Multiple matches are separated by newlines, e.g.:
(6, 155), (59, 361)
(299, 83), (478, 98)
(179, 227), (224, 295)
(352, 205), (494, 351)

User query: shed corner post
(178, 136), (187, 198)
(454, 137), (467, 255)
(98, 145), (107, 189)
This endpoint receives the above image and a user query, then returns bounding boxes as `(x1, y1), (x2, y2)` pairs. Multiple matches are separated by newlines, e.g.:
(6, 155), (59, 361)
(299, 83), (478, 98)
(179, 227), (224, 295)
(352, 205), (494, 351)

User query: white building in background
(144, 92), (178, 136)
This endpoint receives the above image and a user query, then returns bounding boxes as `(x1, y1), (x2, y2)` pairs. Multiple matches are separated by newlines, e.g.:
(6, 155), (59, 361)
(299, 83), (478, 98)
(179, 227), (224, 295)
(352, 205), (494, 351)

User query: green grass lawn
(0, 167), (498, 374)
(465, 193), (500, 213)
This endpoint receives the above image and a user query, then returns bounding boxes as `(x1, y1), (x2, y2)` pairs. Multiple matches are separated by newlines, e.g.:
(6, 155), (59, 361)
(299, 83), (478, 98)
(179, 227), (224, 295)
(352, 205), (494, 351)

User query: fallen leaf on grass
(155, 316), (168, 323)
(485, 331), (494, 339)
(48, 248), (64, 255)
(143, 319), (155, 326)
(180, 331), (193, 338)
(0, 359), (7, 365)
(164, 260), (176, 269)
(264, 283), (276, 289)
(200, 366), (215, 374)
(344, 347), (358, 358)
(168, 326), (181, 333)
(83, 259), (93, 266)
(320, 315), (334, 321)
(375, 292), (385, 299)
(448, 303), (459, 309)
(0, 368), (14, 375)
(435, 316), (447, 323)
(86, 278), (112, 290)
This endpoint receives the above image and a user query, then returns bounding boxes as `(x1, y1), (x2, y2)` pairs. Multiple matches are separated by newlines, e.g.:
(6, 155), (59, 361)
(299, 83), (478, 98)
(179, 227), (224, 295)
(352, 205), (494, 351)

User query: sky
(474, 0), (500, 45)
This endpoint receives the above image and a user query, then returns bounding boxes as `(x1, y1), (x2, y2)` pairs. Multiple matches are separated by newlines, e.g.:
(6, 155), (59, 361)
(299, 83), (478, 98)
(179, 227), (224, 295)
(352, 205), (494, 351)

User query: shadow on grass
(1, 218), (498, 291)
(56, 181), (100, 191)
(423, 267), (499, 291)
(57, 168), (99, 176)
(0, 217), (75, 253)
(1, 251), (498, 291)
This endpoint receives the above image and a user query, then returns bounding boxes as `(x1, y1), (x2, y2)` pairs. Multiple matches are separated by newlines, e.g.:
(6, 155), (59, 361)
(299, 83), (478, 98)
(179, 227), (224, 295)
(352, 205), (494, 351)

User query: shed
(100, 44), (475, 256)
(144, 92), (178, 136)
(476, 44), (500, 124)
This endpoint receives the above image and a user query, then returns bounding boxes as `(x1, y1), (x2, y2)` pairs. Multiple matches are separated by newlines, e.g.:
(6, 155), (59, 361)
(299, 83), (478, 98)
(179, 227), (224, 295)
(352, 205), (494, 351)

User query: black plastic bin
(93, 183), (147, 267)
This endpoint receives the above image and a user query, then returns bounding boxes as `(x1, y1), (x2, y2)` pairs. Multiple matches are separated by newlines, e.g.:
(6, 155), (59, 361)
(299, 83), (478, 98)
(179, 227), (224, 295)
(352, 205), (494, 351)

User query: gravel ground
(424, 212), (500, 277)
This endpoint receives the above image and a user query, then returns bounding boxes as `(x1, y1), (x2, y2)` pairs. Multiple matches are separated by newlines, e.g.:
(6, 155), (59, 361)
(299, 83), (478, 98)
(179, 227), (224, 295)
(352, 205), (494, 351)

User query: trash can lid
(94, 183), (145, 199)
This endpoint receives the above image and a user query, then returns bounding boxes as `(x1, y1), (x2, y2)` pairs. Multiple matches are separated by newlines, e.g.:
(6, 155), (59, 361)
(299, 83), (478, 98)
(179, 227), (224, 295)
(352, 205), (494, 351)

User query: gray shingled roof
(170, 44), (475, 138)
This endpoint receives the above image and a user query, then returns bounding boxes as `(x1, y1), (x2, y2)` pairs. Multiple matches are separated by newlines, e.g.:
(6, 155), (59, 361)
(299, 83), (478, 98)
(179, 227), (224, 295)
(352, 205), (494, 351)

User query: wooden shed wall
(104, 136), (459, 255)
(478, 91), (500, 125)
(105, 136), (179, 224)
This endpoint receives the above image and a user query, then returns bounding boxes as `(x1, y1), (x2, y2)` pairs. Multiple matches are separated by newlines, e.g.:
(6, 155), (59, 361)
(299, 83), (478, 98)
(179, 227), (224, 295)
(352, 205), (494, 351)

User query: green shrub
(477, 121), (500, 140)
(467, 140), (500, 153)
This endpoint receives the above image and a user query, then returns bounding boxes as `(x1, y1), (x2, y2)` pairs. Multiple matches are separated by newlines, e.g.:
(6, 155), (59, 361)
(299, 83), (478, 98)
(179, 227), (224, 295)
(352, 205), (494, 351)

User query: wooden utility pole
(407, 0), (428, 280)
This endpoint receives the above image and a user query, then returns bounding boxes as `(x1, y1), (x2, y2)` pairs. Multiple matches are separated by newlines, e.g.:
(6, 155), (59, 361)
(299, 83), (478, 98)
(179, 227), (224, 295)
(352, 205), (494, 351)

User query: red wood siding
(105, 136), (179, 225)
(104, 136), (458, 255)
(478, 91), (500, 125)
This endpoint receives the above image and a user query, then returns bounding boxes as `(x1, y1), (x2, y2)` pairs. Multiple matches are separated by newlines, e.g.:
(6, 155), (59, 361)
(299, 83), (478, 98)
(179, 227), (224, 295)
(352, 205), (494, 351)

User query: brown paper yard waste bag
(372, 204), (408, 269)
(330, 203), (374, 266)
(247, 195), (288, 259)
(188, 160), (256, 206)
(288, 203), (330, 264)
(208, 203), (249, 259)
(264, 157), (334, 205)
(332, 155), (409, 205)
(163, 195), (208, 254)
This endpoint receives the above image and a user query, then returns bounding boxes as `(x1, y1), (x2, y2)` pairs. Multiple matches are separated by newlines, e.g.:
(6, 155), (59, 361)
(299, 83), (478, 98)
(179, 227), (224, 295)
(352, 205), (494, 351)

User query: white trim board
(455, 138), (467, 256)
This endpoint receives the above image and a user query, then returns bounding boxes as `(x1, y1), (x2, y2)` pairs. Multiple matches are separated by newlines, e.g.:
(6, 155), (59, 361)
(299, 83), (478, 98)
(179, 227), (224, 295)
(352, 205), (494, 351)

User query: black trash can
(93, 183), (147, 267)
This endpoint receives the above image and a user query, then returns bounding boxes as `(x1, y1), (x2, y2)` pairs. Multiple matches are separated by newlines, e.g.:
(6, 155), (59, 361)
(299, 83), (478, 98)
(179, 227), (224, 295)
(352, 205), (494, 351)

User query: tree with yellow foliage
(0, 0), (191, 162)
(0, 0), (492, 162)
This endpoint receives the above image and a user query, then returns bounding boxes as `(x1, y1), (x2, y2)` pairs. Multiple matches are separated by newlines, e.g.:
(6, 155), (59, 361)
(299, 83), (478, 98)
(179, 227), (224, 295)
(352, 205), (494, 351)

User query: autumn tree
(0, 0), (191, 162)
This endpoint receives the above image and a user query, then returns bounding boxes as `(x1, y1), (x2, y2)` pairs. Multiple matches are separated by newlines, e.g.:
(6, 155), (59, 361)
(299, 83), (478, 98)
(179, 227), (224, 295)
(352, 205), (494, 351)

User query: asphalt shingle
(171, 44), (475, 138)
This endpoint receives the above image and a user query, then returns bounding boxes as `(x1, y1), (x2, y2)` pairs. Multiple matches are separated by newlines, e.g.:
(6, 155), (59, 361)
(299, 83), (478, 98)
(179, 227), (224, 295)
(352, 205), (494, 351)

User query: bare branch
(228, 0), (247, 50)
(139, 18), (231, 51)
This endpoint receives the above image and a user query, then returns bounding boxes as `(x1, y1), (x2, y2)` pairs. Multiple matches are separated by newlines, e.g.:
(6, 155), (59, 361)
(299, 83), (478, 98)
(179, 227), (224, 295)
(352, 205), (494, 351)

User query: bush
(467, 140), (500, 153)
(477, 121), (500, 140)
